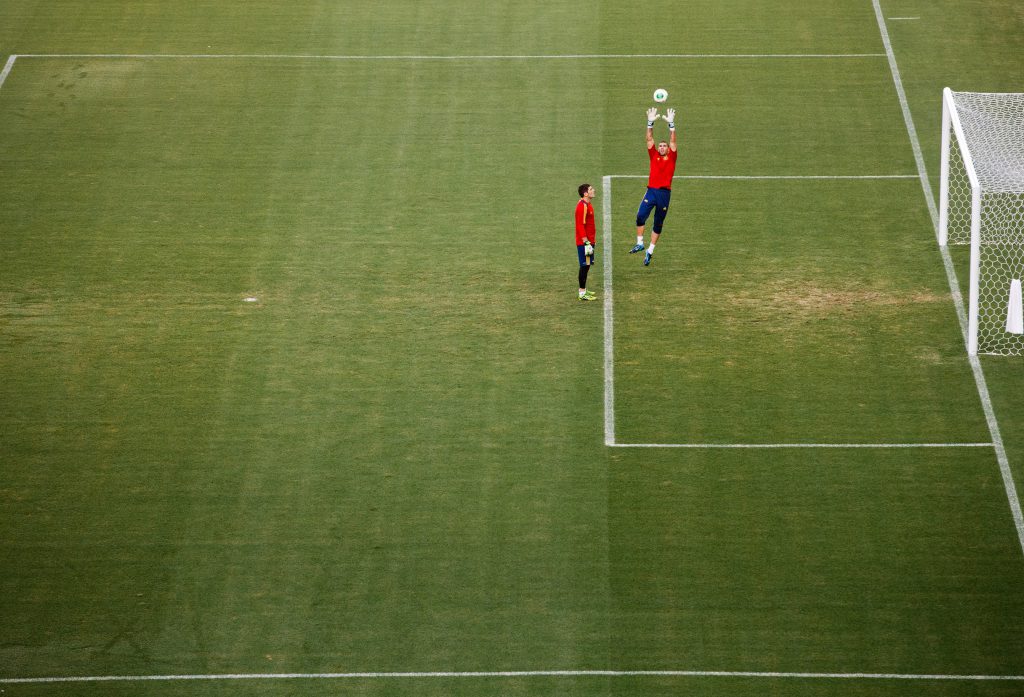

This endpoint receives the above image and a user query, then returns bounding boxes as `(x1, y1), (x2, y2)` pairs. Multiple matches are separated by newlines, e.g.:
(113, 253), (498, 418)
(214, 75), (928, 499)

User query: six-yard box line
(599, 173), (992, 451)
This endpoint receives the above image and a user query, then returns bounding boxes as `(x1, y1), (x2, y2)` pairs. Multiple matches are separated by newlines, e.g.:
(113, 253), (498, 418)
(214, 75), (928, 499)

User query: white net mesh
(952, 92), (1024, 193)
(943, 91), (1024, 355)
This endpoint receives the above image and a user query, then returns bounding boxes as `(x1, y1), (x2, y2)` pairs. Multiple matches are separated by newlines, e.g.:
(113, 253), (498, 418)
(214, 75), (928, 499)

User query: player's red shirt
(647, 145), (678, 189)
(575, 199), (595, 245)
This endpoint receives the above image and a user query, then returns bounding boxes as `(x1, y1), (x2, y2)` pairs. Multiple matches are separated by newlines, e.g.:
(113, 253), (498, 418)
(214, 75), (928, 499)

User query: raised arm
(666, 108), (677, 152)
(645, 107), (658, 149)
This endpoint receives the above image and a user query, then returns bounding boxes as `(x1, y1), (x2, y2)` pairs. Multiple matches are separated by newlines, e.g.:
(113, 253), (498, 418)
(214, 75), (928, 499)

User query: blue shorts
(577, 244), (594, 267)
(636, 187), (672, 233)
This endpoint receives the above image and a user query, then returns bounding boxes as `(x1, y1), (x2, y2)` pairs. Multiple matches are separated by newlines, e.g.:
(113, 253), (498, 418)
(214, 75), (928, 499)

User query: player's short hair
(657, 141), (669, 147)
(578, 183), (591, 198)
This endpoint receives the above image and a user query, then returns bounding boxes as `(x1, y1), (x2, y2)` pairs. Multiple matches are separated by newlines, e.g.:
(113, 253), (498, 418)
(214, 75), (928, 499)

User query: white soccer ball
(653, 88), (668, 103)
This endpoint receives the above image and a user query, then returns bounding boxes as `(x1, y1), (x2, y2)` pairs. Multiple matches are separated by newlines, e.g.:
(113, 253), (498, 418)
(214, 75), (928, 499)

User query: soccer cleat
(584, 291), (596, 299)
(643, 252), (652, 266)
(578, 292), (597, 301)
(629, 243), (645, 254)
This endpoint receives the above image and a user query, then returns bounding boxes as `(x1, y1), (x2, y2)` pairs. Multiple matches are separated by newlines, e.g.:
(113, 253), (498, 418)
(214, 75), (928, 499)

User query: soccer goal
(938, 88), (1024, 356)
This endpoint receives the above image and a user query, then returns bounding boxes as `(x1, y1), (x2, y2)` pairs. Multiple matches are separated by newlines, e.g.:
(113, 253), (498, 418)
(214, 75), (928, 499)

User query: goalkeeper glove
(646, 107), (658, 127)
(666, 108), (676, 130)
(584, 241), (594, 257)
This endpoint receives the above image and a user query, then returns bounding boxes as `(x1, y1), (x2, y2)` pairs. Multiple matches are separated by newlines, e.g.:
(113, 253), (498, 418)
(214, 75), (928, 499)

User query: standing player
(575, 183), (597, 301)
(629, 106), (677, 265)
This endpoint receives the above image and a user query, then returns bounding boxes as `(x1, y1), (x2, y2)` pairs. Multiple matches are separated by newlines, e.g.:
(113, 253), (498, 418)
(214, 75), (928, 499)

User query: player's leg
(577, 246), (595, 300)
(645, 191), (671, 266)
(632, 191), (655, 253)
(632, 224), (646, 253)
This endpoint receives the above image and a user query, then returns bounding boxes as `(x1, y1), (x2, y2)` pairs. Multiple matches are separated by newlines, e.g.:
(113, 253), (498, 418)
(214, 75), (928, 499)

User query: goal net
(938, 88), (1024, 356)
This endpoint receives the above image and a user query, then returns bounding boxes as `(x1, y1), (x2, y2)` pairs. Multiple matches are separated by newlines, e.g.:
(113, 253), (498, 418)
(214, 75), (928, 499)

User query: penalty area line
(4, 669), (1024, 684)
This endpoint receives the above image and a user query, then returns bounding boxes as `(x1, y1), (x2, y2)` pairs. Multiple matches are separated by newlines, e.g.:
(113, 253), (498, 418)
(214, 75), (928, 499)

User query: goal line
(0, 55), (16, 90)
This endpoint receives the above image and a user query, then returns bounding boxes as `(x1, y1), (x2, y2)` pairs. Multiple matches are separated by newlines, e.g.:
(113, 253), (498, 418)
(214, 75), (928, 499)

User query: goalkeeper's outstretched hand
(646, 107), (659, 124)
(665, 108), (676, 124)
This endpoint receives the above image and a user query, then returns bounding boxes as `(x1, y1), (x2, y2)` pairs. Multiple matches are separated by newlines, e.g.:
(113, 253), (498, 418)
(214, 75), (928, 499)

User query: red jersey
(575, 199), (595, 245)
(647, 145), (678, 189)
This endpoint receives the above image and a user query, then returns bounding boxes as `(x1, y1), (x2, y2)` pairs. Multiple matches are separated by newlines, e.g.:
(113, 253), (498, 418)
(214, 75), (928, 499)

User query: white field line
(14, 52), (886, 60)
(611, 442), (995, 449)
(872, 0), (1024, 556)
(612, 174), (918, 180)
(0, 51), (888, 101)
(4, 669), (1024, 684)
(0, 54), (17, 90)
(602, 176), (616, 446)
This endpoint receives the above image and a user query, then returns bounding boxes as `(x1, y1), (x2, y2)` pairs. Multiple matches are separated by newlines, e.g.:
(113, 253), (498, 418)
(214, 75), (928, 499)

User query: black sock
(578, 265), (590, 290)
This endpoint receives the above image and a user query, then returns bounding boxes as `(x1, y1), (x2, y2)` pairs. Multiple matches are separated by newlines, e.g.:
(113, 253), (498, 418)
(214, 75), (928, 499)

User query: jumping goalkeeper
(629, 106), (677, 266)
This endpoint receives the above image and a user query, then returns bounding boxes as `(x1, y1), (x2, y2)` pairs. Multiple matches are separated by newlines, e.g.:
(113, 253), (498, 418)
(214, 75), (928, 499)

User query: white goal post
(938, 88), (1024, 356)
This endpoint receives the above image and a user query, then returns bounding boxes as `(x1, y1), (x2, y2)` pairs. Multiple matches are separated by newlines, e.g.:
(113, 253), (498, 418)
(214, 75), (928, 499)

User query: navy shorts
(577, 244), (594, 266)
(636, 187), (672, 233)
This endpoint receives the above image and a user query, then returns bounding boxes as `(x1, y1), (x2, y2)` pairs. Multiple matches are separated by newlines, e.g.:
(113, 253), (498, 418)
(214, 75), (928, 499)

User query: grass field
(2, 1), (1024, 696)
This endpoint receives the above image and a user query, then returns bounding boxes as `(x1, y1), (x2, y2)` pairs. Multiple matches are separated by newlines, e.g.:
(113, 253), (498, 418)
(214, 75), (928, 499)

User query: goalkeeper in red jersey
(575, 183), (597, 301)
(629, 106), (678, 266)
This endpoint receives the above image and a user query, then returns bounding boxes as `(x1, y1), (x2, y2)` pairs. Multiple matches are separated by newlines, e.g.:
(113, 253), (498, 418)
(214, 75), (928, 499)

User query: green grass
(2, 1), (1024, 696)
